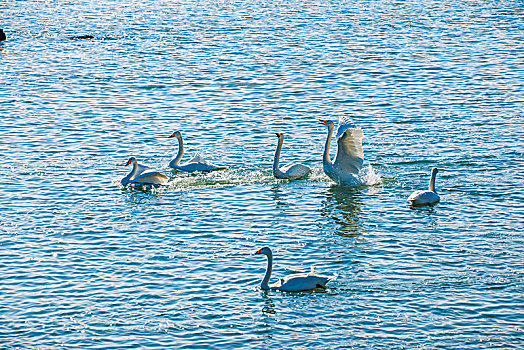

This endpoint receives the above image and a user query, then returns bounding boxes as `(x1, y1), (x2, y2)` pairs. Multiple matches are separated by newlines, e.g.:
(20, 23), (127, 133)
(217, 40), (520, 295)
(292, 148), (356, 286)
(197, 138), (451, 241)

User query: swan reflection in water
(261, 293), (277, 316)
(270, 185), (290, 210)
(320, 185), (364, 237)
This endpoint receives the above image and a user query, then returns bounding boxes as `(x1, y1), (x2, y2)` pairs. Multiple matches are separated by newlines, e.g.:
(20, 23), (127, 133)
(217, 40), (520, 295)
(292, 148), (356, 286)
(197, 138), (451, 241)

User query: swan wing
(408, 190), (440, 206)
(281, 163), (311, 179)
(123, 162), (155, 185)
(136, 163), (153, 176)
(188, 152), (205, 164)
(178, 153), (227, 172)
(273, 273), (330, 292)
(177, 161), (227, 172)
(334, 127), (364, 175)
(336, 116), (358, 139)
(133, 170), (169, 185)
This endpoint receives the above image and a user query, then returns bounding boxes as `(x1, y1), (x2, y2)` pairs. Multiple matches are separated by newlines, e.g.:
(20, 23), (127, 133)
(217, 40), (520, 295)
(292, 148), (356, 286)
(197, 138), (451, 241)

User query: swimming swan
(320, 117), (364, 186)
(408, 167), (440, 206)
(254, 246), (331, 292)
(168, 131), (227, 172)
(273, 133), (312, 180)
(121, 157), (168, 186)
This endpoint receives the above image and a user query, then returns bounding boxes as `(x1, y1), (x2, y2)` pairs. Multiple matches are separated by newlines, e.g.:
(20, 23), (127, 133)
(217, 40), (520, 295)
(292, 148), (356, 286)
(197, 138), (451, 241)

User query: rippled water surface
(1, 0), (523, 348)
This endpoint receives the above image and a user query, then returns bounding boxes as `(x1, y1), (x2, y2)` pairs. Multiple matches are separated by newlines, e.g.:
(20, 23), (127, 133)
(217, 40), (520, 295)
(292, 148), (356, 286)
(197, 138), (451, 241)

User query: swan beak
(254, 248), (262, 255)
(319, 120), (328, 124)
(275, 133), (282, 137)
(168, 132), (177, 138)
(125, 158), (132, 166)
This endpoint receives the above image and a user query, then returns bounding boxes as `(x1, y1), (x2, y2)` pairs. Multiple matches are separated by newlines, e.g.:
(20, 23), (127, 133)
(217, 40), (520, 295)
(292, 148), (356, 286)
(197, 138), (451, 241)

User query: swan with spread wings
(320, 117), (364, 186)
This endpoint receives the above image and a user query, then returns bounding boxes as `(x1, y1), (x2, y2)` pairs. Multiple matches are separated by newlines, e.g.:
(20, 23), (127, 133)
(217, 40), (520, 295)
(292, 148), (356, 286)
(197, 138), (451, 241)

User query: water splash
(115, 165), (382, 192)
(359, 165), (382, 186)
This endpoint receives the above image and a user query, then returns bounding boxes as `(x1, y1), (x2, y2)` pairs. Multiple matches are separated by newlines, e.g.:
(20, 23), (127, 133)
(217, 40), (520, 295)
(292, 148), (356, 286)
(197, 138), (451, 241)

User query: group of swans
(271, 117), (364, 185)
(270, 118), (437, 291)
(253, 169), (440, 292)
(252, 169), (440, 293)
(121, 131), (228, 187)
(122, 119), (441, 206)
(269, 118), (437, 290)
(121, 120), (440, 292)
(275, 117), (440, 205)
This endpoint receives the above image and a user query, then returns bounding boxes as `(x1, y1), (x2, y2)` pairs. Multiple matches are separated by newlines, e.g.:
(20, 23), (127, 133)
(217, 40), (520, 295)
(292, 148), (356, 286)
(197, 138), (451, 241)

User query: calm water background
(1, 0), (523, 348)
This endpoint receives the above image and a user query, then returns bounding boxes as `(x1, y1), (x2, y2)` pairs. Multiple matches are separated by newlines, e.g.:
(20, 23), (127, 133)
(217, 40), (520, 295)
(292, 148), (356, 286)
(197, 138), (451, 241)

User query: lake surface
(1, 0), (523, 348)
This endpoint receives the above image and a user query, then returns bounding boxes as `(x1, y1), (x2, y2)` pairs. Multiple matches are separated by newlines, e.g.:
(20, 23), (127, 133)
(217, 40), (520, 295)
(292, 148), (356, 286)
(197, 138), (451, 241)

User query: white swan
(408, 167), (440, 206)
(273, 133), (312, 180)
(320, 117), (364, 186)
(254, 247), (331, 292)
(168, 131), (228, 172)
(121, 157), (168, 186)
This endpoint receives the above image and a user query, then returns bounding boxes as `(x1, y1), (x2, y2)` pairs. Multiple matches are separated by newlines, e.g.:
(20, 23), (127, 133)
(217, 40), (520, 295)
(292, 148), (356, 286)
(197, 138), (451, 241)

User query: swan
(254, 247), (331, 292)
(121, 157), (169, 186)
(273, 133), (312, 180)
(408, 167), (440, 206)
(168, 131), (228, 172)
(320, 117), (364, 186)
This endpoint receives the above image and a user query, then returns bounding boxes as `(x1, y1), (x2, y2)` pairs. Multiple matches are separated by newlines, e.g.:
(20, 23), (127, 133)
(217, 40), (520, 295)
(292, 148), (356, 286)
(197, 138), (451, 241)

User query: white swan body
(320, 117), (364, 186)
(168, 131), (227, 172)
(408, 167), (440, 206)
(273, 133), (311, 180)
(254, 247), (330, 292)
(121, 157), (168, 186)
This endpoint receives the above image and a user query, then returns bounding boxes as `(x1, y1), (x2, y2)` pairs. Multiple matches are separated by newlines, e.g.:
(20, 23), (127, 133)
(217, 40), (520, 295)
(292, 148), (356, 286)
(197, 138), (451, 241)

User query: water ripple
(1, 0), (523, 348)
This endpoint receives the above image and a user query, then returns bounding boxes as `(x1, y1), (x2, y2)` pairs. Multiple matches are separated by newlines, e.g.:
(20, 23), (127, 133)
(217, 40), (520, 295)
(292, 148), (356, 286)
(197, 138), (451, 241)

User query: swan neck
(273, 137), (284, 178)
(122, 161), (139, 185)
(261, 252), (273, 290)
(323, 125), (334, 169)
(130, 161), (139, 178)
(429, 170), (437, 192)
(170, 136), (184, 167)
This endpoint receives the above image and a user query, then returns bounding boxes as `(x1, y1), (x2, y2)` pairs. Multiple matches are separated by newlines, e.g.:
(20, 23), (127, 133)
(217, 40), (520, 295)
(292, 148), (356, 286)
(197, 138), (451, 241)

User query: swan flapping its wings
(320, 117), (364, 185)
(335, 115), (358, 139)
(334, 126), (364, 175)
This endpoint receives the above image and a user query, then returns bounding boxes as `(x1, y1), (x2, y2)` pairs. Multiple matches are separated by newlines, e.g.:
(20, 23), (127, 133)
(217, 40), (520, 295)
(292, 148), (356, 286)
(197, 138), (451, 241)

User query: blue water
(1, 0), (523, 348)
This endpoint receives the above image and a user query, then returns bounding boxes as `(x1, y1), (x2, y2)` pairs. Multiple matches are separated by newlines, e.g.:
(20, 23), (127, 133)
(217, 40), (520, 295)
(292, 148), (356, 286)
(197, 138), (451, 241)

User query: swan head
(320, 120), (334, 128)
(254, 246), (272, 256)
(432, 167), (438, 175)
(168, 131), (182, 139)
(275, 132), (283, 139)
(125, 157), (137, 166)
